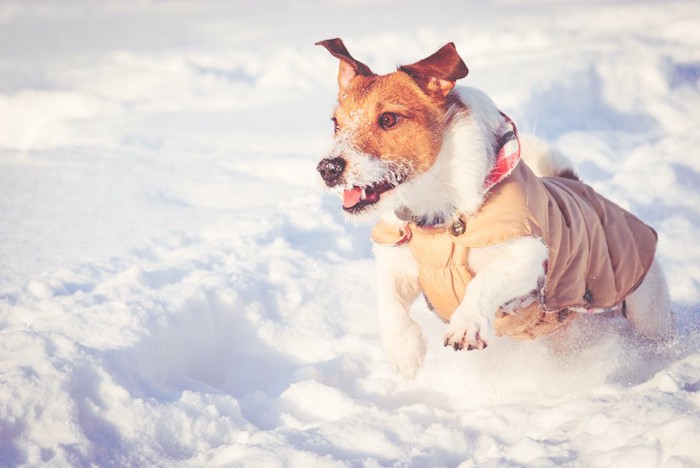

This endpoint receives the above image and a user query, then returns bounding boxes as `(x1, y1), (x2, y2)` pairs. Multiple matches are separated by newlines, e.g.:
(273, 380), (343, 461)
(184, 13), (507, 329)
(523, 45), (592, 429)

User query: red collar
(483, 113), (521, 193)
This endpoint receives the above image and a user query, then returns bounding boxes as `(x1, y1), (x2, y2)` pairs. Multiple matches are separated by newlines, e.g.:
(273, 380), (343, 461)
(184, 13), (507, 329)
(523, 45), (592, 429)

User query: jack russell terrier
(315, 38), (674, 378)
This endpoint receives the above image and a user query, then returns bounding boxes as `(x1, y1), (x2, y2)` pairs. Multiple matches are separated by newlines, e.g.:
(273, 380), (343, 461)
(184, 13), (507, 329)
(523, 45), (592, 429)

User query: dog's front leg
(374, 243), (424, 378)
(444, 236), (548, 350)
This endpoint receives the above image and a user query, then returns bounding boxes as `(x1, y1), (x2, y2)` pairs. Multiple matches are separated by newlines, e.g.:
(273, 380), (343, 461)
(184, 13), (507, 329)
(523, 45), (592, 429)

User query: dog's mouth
(341, 180), (397, 213)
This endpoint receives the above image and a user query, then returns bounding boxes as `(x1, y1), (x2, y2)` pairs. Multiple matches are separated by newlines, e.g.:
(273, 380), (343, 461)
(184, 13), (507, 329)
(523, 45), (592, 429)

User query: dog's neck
(394, 88), (520, 228)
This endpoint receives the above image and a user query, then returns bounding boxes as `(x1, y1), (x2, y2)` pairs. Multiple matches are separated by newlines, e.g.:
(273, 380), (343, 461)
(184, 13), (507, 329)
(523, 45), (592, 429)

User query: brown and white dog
(315, 38), (674, 378)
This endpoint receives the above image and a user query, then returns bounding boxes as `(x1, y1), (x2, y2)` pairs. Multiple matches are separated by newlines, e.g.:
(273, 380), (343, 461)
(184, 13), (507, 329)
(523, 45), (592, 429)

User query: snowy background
(1, 0), (700, 466)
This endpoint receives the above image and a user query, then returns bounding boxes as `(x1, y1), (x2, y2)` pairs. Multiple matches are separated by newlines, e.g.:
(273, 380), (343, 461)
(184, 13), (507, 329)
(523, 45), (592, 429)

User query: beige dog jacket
(372, 161), (657, 339)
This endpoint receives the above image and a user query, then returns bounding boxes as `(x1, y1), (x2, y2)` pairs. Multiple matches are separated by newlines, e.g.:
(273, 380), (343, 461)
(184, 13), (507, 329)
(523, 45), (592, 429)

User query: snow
(1, 0), (700, 466)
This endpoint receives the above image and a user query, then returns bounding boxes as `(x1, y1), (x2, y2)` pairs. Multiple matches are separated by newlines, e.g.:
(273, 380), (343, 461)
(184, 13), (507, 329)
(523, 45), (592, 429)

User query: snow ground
(1, 0), (700, 466)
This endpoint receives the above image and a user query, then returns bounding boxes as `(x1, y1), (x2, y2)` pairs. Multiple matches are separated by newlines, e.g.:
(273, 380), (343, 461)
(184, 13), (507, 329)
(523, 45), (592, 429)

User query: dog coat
(372, 156), (657, 340)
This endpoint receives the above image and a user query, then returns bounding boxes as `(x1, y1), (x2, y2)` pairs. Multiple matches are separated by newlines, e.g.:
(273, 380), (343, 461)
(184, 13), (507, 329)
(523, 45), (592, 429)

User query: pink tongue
(343, 187), (363, 208)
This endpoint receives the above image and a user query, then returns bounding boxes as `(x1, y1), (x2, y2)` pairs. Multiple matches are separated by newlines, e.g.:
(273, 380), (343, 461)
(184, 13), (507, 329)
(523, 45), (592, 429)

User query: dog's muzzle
(317, 157), (346, 186)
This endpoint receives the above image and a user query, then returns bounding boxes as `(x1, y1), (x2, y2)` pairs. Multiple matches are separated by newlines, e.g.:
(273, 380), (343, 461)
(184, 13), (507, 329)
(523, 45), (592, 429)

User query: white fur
(394, 88), (505, 222)
(519, 134), (575, 178)
(374, 242), (424, 378)
(625, 259), (675, 340)
(335, 85), (674, 378)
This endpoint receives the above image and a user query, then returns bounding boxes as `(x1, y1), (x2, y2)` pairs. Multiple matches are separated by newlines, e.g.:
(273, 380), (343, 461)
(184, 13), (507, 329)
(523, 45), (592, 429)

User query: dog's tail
(519, 134), (579, 180)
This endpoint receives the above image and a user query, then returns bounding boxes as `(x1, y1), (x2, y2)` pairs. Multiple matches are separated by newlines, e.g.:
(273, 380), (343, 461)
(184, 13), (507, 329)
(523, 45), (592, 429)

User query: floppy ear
(399, 42), (469, 99)
(316, 38), (375, 92)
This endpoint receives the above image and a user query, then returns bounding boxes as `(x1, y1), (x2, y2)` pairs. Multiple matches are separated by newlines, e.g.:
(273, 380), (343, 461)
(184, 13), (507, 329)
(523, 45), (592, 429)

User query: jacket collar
(483, 112), (521, 194)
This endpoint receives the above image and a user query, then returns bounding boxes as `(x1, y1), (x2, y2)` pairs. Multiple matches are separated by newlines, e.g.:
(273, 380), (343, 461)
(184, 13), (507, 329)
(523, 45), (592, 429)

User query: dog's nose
(317, 157), (346, 185)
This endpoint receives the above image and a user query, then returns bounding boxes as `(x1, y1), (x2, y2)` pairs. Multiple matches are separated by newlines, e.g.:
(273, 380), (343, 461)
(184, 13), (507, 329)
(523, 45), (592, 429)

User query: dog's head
(316, 38), (468, 221)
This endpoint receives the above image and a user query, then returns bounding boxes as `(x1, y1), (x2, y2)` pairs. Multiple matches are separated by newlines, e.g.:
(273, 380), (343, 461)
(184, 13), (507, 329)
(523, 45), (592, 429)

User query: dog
(315, 38), (674, 378)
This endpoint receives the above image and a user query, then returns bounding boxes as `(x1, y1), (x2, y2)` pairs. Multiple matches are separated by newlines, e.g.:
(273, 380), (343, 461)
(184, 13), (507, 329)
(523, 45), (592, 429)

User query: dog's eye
(379, 112), (399, 130)
(331, 117), (340, 134)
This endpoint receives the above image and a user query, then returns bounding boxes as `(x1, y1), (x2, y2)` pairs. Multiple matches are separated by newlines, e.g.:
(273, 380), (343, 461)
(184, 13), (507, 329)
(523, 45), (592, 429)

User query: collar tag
(449, 218), (466, 236)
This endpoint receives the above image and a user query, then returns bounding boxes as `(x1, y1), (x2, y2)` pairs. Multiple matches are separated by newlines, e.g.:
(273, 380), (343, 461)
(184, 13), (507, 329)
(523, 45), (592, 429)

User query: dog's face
(323, 72), (445, 215)
(316, 39), (468, 220)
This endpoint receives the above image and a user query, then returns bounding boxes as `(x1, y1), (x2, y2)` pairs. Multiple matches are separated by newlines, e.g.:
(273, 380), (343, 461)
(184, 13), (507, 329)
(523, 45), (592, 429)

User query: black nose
(317, 157), (346, 185)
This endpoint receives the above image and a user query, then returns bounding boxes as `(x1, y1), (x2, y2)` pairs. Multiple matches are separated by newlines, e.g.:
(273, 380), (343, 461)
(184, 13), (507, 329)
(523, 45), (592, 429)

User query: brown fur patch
(334, 71), (449, 174)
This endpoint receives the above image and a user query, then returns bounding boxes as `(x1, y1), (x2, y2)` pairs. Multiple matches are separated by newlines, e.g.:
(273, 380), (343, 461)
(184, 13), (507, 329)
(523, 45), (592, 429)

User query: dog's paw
(380, 319), (426, 379)
(443, 311), (491, 351)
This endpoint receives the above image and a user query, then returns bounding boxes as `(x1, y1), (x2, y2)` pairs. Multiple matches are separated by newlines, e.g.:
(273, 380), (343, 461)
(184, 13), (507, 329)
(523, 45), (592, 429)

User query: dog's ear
(399, 42), (468, 99)
(316, 38), (375, 92)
